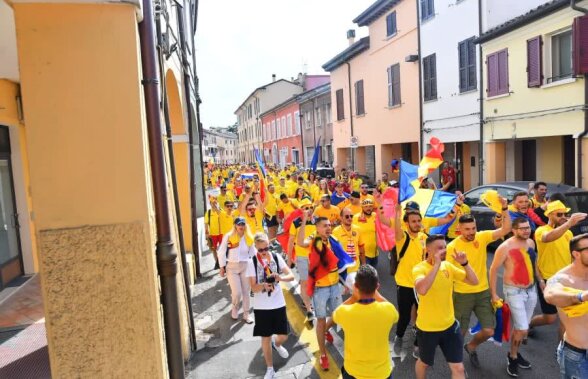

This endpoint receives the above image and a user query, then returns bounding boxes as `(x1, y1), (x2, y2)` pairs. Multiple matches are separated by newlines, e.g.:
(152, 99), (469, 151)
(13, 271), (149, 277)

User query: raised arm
(414, 262), (441, 296)
(297, 212), (311, 248)
(492, 197), (511, 240)
(394, 204), (403, 243)
(544, 273), (588, 307)
(540, 213), (587, 242)
(452, 250), (478, 286)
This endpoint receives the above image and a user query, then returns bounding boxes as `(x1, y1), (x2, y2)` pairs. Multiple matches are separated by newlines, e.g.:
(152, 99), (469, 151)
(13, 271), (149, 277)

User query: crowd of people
(203, 162), (588, 379)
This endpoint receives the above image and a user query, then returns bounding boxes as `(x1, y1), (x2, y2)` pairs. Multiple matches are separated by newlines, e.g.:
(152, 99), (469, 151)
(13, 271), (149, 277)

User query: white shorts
(503, 284), (538, 331)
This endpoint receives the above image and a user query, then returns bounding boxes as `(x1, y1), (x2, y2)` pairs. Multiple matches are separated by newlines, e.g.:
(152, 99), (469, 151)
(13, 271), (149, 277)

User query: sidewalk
(186, 249), (343, 379)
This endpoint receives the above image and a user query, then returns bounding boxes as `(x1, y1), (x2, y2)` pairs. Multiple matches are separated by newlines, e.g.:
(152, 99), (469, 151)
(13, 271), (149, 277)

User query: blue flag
(398, 160), (419, 202)
(329, 236), (354, 283)
(254, 148), (266, 177)
(310, 136), (322, 171)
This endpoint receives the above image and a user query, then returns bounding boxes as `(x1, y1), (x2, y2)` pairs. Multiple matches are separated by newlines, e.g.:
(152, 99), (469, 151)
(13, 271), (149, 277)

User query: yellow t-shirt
(332, 225), (364, 273)
(205, 209), (221, 235)
(278, 200), (297, 219)
(394, 231), (427, 288)
(530, 196), (547, 209)
(352, 213), (377, 258)
(314, 205), (340, 224)
(217, 192), (235, 207)
(333, 302), (399, 379)
(446, 230), (494, 293)
(413, 260), (466, 331)
(276, 184), (289, 197)
(447, 204), (471, 239)
(360, 193), (374, 204)
(535, 225), (573, 279)
(351, 178), (363, 192)
(245, 210), (264, 234)
(287, 181), (298, 197)
(289, 222), (316, 258)
(219, 210), (237, 235)
(346, 203), (363, 216)
(264, 193), (279, 217)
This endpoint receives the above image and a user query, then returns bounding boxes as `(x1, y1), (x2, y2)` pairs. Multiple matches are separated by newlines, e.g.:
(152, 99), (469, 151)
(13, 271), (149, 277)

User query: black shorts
(417, 321), (463, 366)
(265, 215), (279, 228)
(537, 281), (558, 315)
(253, 306), (289, 337)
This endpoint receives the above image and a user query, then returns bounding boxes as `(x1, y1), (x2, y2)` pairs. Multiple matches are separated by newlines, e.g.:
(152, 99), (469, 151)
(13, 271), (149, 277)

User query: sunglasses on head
(257, 247), (270, 252)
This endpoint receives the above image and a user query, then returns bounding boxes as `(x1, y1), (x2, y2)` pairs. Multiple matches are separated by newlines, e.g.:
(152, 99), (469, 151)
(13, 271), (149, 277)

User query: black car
(463, 181), (588, 235)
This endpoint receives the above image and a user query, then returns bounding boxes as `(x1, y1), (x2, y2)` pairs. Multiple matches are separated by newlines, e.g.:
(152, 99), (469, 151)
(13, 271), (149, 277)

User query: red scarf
(307, 237), (338, 296)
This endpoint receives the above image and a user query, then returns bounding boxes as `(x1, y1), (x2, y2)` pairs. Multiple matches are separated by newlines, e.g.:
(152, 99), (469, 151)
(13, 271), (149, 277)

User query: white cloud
(196, 0), (374, 128)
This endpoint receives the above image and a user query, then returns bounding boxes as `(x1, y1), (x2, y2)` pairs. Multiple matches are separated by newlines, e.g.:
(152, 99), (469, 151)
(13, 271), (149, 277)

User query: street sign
(350, 136), (358, 149)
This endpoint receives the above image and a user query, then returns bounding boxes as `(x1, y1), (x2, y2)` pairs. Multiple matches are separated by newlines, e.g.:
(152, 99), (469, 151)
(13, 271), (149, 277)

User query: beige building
(203, 127), (238, 164)
(323, 0), (420, 182)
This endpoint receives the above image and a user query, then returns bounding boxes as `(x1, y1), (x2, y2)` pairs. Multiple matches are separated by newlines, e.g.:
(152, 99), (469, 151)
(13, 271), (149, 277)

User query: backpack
(252, 252), (281, 283)
(389, 231), (410, 276)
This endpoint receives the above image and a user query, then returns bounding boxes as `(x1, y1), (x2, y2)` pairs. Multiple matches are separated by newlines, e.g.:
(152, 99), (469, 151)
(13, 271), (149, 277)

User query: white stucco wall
(420, 0), (481, 152)
(481, 0), (553, 32)
(0, 3), (19, 82)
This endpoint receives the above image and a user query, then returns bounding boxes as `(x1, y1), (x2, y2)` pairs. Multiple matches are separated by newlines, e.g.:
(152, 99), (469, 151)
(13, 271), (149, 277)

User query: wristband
(578, 292), (584, 303)
(460, 260), (469, 267)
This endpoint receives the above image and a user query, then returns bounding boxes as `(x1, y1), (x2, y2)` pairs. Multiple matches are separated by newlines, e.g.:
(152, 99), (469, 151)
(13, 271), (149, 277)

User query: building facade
(298, 83), (334, 167)
(261, 98), (303, 167)
(477, 0), (587, 187)
(324, 0), (420, 182)
(202, 127), (238, 164)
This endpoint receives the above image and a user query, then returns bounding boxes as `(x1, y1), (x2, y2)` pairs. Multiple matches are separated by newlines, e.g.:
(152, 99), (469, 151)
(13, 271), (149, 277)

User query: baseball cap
(234, 217), (246, 225)
(405, 201), (420, 211)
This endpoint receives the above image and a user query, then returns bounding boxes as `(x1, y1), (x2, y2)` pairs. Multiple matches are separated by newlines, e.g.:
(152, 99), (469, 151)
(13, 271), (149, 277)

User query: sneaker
(243, 312), (254, 324)
(392, 336), (403, 355)
(507, 354), (519, 377)
(319, 354), (329, 371)
(264, 367), (275, 379)
(231, 307), (239, 320)
(272, 337), (289, 359)
(325, 330), (334, 344)
(306, 311), (316, 324)
(517, 353), (531, 369)
(412, 346), (419, 359)
(464, 344), (480, 368)
(214, 261), (220, 270)
(527, 326), (536, 338)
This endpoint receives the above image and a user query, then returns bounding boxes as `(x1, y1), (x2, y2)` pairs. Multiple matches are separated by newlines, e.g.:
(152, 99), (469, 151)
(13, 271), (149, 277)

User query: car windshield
(564, 193), (588, 213)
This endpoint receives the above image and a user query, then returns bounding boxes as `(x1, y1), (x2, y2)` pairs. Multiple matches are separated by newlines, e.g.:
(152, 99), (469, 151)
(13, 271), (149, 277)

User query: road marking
(281, 282), (342, 379)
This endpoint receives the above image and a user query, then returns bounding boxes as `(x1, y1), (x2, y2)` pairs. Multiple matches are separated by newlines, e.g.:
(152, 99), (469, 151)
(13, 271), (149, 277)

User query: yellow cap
(544, 200), (571, 216)
(480, 190), (502, 214)
(298, 198), (313, 208)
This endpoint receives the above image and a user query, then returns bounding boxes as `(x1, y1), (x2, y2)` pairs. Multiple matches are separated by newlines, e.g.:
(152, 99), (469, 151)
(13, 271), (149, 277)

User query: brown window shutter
(487, 52), (498, 97)
(573, 15), (588, 75)
(336, 89), (344, 120)
(497, 49), (509, 95)
(527, 36), (542, 87)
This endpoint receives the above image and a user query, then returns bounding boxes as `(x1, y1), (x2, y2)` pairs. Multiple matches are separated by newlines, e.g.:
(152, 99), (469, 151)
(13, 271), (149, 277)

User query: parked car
(463, 181), (588, 235)
(314, 166), (335, 179)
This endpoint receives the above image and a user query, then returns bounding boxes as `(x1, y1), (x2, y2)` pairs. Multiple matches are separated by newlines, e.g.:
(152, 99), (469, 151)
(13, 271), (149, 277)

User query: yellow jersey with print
(333, 302), (399, 379)
(351, 178), (363, 192)
(535, 225), (573, 279)
(413, 260), (466, 331)
(219, 210), (238, 235)
(447, 204), (471, 239)
(352, 213), (377, 258)
(245, 210), (264, 234)
(530, 196), (547, 209)
(205, 209), (221, 235)
(264, 193), (279, 217)
(314, 205), (340, 224)
(394, 231), (427, 287)
(360, 193), (374, 205)
(446, 230), (494, 293)
(332, 225), (364, 273)
(289, 222), (316, 258)
(278, 200), (297, 219)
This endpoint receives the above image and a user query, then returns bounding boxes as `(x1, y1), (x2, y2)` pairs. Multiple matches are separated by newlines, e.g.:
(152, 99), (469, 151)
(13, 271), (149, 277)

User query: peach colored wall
(330, 0), (419, 177)
(485, 142), (506, 183)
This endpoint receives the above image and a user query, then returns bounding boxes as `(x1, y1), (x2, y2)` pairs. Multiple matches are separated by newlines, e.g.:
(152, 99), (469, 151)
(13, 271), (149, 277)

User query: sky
(195, 0), (375, 129)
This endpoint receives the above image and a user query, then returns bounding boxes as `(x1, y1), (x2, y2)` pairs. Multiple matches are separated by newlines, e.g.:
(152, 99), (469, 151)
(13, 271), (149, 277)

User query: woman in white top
(218, 217), (256, 323)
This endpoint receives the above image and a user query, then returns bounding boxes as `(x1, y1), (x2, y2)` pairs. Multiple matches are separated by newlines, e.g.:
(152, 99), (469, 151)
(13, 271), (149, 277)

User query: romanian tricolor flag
(509, 248), (536, 287)
(418, 137), (445, 180)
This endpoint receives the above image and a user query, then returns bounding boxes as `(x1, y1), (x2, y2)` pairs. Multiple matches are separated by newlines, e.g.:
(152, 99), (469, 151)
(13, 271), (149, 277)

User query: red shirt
(441, 167), (456, 186)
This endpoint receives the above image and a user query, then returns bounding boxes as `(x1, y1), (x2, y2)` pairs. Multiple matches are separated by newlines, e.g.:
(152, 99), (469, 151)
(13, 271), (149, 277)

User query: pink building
(261, 98), (303, 167)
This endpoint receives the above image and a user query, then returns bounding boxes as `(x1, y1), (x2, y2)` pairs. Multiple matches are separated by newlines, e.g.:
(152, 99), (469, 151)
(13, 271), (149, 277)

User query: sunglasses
(302, 207), (313, 211)
(555, 213), (566, 217)
(236, 223), (246, 226)
(343, 215), (353, 219)
(257, 247), (270, 252)
(247, 208), (256, 212)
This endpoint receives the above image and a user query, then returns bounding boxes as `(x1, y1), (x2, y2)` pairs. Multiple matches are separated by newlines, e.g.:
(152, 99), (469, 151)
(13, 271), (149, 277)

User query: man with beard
(529, 181), (548, 209)
(353, 199), (377, 268)
(446, 200), (511, 369)
(489, 218), (539, 377)
(544, 234), (588, 379)
(529, 201), (587, 339)
(508, 192), (542, 233)
(332, 207), (365, 291)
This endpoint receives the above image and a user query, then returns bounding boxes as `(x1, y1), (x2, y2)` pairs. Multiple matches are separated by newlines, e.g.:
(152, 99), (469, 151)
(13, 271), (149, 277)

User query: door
(0, 126), (22, 289)
(521, 140), (537, 181)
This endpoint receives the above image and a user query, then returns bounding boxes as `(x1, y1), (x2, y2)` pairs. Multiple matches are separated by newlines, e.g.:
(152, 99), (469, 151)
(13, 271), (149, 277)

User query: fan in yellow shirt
(278, 194), (298, 219)
(352, 199), (377, 266)
(332, 207), (365, 290)
(314, 195), (340, 225)
(350, 173), (363, 192)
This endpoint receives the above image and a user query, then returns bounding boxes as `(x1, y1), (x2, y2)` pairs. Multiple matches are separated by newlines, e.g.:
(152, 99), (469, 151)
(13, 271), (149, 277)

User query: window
(326, 104), (332, 124)
(294, 111), (301, 134)
(336, 89), (344, 120)
(420, 0), (434, 21)
(305, 112), (311, 129)
(316, 107), (322, 126)
(386, 12), (397, 37)
(458, 37), (477, 92)
(281, 116), (286, 137)
(354, 79), (365, 115)
(387, 63), (401, 106)
(277, 118), (281, 138)
(287, 114), (292, 136)
(527, 36), (542, 87)
(423, 54), (437, 101)
(271, 120), (276, 140)
(487, 49), (509, 97)
(551, 30), (572, 82)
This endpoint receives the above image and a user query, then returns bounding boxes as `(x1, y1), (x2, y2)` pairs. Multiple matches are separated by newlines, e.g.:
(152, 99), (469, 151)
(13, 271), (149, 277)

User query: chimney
(272, 74), (276, 82)
(347, 29), (356, 46)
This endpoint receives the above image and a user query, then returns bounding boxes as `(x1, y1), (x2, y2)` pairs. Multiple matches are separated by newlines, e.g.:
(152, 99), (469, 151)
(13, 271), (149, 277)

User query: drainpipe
(416, 0), (424, 161)
(175, 1), (199, 351)
(571, 0), (588, 187)
(345, 62), (355, 172)
(478, 0), (484, 185)
(138, 0), (185, 377)
(312, 98), (318, 161)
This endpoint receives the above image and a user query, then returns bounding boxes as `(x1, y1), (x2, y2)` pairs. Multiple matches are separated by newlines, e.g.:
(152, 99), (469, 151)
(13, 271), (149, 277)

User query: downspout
(312, 98), (318, 161)
(346, 62), (355, 171)
(138, 1), (185, 378)
(416, 0), (424, 161)
(478, 0), (484, 185)
(571, 0), (588, 187)
(174, 1), (199, 351)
